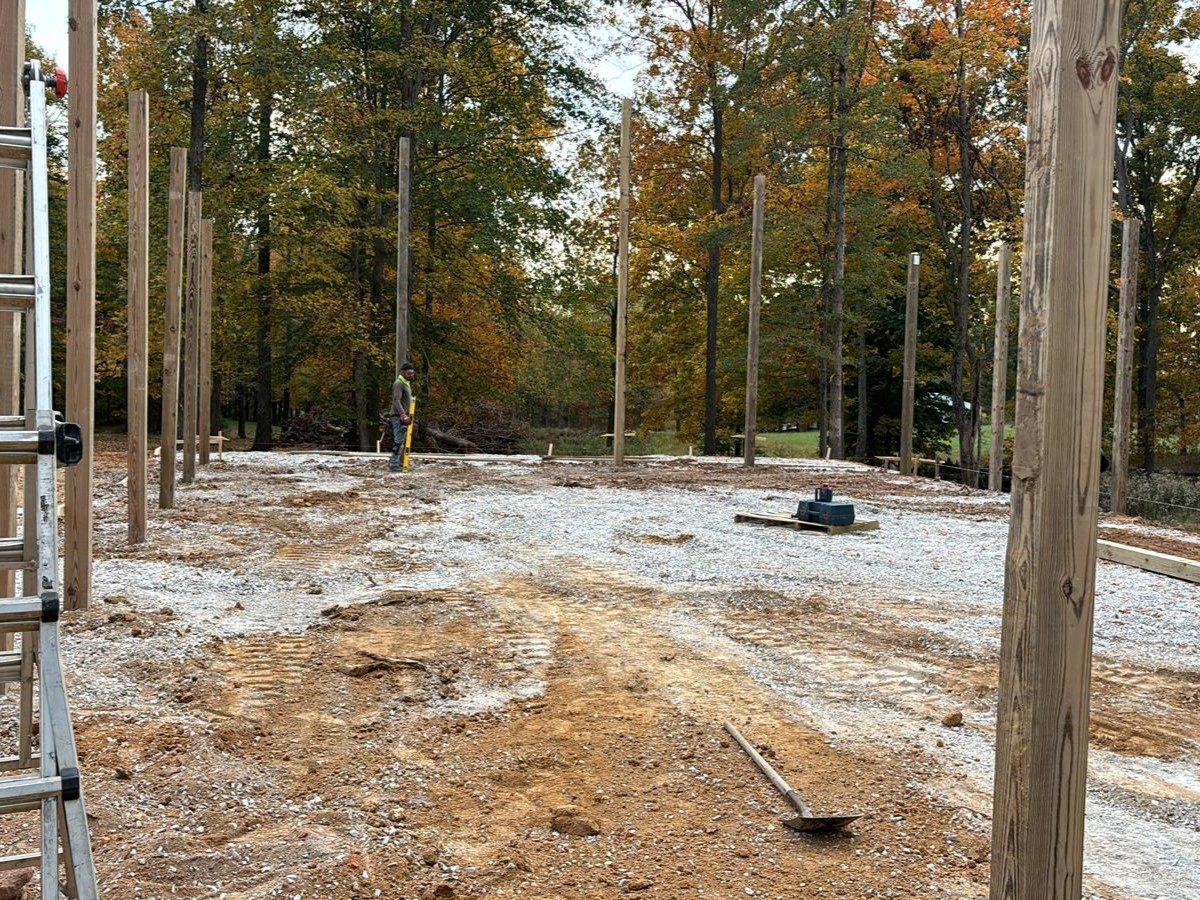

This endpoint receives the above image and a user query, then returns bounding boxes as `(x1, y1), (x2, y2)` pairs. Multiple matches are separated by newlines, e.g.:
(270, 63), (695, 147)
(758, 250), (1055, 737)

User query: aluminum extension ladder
(0, 61), (98, 898)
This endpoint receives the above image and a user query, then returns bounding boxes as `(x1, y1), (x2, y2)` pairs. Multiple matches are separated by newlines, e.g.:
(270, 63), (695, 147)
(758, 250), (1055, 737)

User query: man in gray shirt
(390, 362), (416, 472)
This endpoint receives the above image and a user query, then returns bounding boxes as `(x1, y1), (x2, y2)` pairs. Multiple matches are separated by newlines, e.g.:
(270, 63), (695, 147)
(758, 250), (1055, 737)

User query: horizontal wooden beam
(1096, 539), (1200, 585)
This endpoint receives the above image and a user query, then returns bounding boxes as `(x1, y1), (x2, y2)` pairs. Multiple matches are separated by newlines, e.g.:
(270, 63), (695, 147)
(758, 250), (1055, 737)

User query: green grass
(756, 431), (821, 459)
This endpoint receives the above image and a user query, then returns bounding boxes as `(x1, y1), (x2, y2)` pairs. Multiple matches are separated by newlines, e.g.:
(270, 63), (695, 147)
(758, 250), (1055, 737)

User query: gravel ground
(14, 451), (1199, 897)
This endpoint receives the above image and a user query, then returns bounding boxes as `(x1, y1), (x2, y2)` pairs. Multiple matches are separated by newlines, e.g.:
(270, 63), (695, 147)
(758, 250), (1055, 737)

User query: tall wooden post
(198, 218), (213, 465)
(65, 0), (98, 611)
(159, 148), (186, 508)
(990, 0), (1121, 895)
(989, 243), (1012, 492)
(899, 252), (920, 476)
(0, 0), (25, 603)
(396, 136), (410, 376)
(743, 174), (765, 467)
(613, 99), (631, 466)
(126, 90), (149, 543)
(181, 190), (202, 484)
(1111, 217), (1140, 514)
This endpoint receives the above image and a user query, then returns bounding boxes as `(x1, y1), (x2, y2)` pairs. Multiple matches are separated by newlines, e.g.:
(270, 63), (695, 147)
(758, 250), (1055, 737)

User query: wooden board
(126, 90), (148, 543)
(1096, 539), (1200, 585)
(64, 0), (98, 610)
(734, 512), (880, 535)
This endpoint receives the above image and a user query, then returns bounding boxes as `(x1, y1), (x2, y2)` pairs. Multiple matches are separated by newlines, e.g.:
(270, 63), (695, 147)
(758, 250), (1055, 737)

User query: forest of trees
(33, 0), (1200, 474)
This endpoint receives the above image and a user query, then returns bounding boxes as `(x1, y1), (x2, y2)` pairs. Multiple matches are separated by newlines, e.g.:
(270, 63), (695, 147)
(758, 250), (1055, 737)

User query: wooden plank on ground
(734, 512), (880, 535)
(1096, 539), (1200, 585)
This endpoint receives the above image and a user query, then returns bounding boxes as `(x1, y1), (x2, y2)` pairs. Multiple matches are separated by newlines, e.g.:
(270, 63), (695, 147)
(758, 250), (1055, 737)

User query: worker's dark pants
(389, 416), (407, 470)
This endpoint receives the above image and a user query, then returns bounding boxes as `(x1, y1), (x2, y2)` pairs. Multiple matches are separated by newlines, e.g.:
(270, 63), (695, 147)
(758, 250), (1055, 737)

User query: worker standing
(390, 362), (417, 472)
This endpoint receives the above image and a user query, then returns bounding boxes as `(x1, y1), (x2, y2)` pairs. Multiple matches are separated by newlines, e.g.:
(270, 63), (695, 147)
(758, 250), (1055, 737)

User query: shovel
(724, 721), (862, 834)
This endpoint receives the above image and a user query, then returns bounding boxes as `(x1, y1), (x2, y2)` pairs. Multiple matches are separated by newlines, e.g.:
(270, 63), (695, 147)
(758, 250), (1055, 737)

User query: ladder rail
(0, 63), (99, 900)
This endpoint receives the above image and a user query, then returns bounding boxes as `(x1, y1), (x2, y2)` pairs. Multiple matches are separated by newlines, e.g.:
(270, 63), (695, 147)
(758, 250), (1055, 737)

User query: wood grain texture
(989, 243), (1012, 491)
(613, 99), (631, 467)
(64, 0), (97, 610)
(126, 90), (149, 543)
(1096, 538), (1200, 584)
(989, 1), (1122, 895)
(159, 148), (186, 508)
(743, 175), (765, 467)
(181, 190), (202, 484)
(396, 136), (410, 376)
(0, 0), (24, 601)
(197, 218), (213, 465)
(899, 252), (919, 476)
(1111, 217), (1139, 514)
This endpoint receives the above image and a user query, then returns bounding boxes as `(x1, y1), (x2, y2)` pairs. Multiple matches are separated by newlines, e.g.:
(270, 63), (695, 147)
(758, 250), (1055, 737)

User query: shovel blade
(782, 813), (861, 834)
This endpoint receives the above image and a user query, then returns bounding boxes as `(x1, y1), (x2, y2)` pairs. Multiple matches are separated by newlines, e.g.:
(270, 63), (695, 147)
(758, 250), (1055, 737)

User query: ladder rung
(0, 598), (43, 628)
(0, 538), (32, 570)
(0, 127), (32, 154)
(0, 650), (21, 683)
(0, 774), (62, 808)
(0, 852), (40, 872)
(0, 275), (34, 312)
(0, 417), (25, 429)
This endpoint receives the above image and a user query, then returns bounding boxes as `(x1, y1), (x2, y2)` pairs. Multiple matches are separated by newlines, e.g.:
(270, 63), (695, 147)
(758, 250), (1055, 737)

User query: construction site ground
(4, 452), (1200, 899)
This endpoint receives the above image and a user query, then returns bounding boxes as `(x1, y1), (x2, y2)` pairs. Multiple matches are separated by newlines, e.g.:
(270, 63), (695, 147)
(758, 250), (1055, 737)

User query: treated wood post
(0, 0), (25, 603)
(613, 99), (631, 466)
(198, 218), (214, 465)
(181, 190), (202, 484)
(989, 243), (1012, 492)
(899, 252), (920, 476)
(127, 90), (149, 543)
(1111, 217), (1140, 514)
(160, 148), (186, 508)
(396, 135), (410, 376)
(65, 0), (98, 611)
(744, 174), (765, 467)
(989, 0), (1121, 895)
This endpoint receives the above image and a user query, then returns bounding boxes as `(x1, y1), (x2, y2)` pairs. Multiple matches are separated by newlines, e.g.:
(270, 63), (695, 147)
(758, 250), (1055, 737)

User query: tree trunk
(251, 98), (274, 451)
(703, 99), (724, 454)
(952, 2), (977, 485)
(855, 326), (868, 459)
(237, 383), (247, 439)
(828, 25), (849, 459)
(187, 1), (209, 193)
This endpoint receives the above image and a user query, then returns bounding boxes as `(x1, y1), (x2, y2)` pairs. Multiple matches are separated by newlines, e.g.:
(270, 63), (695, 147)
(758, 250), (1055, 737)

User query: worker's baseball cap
(400, 361), (416, 372)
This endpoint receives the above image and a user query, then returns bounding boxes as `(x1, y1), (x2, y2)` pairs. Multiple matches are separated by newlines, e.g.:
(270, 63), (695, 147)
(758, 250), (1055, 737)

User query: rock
(422, 885), (455, 899)
(114, 766), (133, 781)
(624, 878), (653, 892)
(941, 711), (964, 728)
(501, 852), (532, 873)
(420, 847), (439, 866)
(551, 805), (600, 837)
(0, 869), (31, 900)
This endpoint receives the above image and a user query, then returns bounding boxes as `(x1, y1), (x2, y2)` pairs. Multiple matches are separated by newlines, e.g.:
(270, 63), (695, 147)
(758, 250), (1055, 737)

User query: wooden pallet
(734, 512), (880, 535)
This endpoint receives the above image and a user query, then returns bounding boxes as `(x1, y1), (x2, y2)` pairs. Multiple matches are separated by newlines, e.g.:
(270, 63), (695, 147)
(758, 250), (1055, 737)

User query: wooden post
(181, 190), (202, 484)
(743, 174), (765, 467)
(126, 90), (149, 543)
(613, 99), (631, 466)
(198, 218), (213, 465)
(899, 252), (920, 476)
(1111, 217), (1140, 514)
(0, 0), (25, 602)
(64, 0), (98, 611)
(159, 148), (186, 508)
(989, 0), (1121, 895)
(989, 243), (1012, 492)
(396, 135), (410, 376)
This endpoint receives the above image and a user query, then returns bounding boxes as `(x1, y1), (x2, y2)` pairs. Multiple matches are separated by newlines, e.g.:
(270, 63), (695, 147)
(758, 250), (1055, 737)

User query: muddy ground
(1, 452), (1198, 899)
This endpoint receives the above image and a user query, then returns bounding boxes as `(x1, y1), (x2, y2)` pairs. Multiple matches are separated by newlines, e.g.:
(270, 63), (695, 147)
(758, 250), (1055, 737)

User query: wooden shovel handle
(724, 721), (814, 817)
